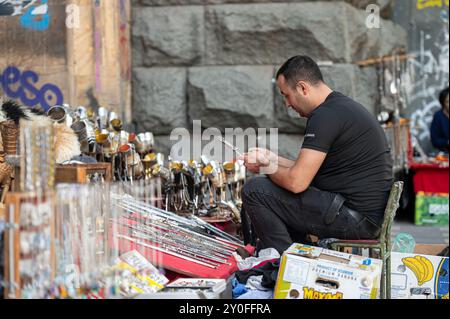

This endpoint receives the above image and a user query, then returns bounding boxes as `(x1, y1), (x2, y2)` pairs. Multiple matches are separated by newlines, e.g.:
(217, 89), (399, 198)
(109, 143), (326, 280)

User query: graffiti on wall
(0, 0), (50, 31)
(0, 66), (64, 112)
(20, 0), (50, 31)
(0, 0), (32, 15)
(403, 10), (449, 150)
(417, 0), (449, 11)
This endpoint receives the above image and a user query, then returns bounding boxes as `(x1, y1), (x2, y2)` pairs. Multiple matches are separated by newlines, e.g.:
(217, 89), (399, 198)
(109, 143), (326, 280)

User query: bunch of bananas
(402, 256), (434, 286)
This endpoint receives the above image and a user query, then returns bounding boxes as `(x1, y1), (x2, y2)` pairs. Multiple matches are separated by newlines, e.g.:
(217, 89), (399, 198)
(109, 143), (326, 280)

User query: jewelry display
(19, 120), (55, 194)
(4, 192), (55, 299)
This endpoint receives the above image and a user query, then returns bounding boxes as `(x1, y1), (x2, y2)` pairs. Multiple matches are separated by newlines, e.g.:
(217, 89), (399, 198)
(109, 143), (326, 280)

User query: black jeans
(242, 176), (381, 254)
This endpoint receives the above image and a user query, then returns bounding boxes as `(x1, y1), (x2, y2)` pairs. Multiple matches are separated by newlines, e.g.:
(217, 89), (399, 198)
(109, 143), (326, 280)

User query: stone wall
(132, 0), (407, 160)
(392, 1), (449, 154)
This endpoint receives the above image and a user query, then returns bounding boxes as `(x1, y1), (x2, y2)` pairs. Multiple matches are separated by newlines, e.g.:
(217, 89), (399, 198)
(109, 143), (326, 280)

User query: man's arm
(241, 148), (295, 173)
(267, 148), (327, 193)
(277, 156), (296, 168)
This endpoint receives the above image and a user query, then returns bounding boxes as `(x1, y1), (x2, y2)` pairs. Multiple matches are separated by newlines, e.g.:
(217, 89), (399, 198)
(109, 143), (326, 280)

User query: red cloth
(116, 241), (255, 279)
(410, 163), (449, 194)
(112, 215), (255, 279)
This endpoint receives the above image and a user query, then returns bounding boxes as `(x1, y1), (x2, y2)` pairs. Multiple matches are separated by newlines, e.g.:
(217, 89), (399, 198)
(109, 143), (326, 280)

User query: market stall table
(410, 161), (449, 226)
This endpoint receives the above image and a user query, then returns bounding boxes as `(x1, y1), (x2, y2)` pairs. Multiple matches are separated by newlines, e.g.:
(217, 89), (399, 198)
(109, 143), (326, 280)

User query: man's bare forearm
(277, 156), (296, 168)
(267, 166), (295, 192)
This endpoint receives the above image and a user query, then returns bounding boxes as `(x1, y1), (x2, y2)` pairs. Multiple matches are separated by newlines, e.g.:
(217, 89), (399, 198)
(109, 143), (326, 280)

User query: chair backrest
(379, 181), (404, 244)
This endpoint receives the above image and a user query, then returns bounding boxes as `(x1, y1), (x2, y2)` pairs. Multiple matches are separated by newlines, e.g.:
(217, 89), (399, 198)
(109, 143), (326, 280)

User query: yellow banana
(415, 256), (434, 285)
(413, 257), (427, 285)
(414, 258), (428, 285)
(403, 257), (426, 285)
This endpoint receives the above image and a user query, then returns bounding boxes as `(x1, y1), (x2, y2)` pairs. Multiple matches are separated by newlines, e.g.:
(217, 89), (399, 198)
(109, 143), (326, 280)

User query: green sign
(415, 192), (449, 226)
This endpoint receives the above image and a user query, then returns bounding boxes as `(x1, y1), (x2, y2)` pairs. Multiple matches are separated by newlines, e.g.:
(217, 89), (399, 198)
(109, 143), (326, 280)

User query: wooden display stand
(0, 0), (131, 122)
(55, 163), (112, 184)
(3, 192), (56, 299)
(11, 163), (112, 190)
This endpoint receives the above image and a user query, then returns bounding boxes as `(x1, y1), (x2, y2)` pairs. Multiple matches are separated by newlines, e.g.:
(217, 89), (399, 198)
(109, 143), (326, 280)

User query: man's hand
(239, 148), (278, 174)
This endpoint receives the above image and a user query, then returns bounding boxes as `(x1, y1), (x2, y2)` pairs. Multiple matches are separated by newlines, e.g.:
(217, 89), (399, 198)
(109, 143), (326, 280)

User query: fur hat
(53, 123), (81, 163)
(0, 99), (81, 164)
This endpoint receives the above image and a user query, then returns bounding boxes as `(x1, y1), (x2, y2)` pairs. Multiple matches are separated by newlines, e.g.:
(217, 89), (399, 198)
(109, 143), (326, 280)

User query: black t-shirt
(302, 91), (393, 224)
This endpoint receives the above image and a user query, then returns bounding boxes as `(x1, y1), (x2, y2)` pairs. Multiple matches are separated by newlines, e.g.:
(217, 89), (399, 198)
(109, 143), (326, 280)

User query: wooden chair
(330, 181), (404, 299)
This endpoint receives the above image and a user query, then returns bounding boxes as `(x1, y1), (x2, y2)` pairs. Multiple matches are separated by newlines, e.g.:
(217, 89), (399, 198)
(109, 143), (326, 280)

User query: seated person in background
(430, 87), (449, 153)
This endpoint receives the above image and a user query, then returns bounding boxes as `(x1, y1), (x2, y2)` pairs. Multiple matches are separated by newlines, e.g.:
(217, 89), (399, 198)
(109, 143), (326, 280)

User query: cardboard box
(135, 278), (231, 299)
(274, 244), (382, 299)
(415, 192), (449, 226)
(391, 245), (449, 299)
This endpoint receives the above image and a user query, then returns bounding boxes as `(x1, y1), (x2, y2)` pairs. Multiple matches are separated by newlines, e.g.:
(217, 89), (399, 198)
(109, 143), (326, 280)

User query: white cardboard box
(274, 243), (382, 299)
(391, 249), (449, 299)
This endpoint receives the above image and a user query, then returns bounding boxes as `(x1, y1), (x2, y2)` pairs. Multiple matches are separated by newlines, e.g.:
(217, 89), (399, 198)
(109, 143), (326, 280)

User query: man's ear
(295, 81), (308, 96)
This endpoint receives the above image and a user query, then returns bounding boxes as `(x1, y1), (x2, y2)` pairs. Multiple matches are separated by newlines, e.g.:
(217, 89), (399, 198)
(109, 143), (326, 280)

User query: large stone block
(153, 135), (176, 157)
(188, 66), (274, 130)
(133, 67), (188, 135)
(134, 0), (393, 14)
(378, 22), (408, 56)
(206, 0), (395, 20)
(205, 2), (406, 65)
(321, 64), (358, 98)
(321, 64), (379, 115)
(205, 0), (393, 8)
(345, 4), (408, 62)
(344, 0), (394, 18)
(207, 0), (301, 4)
(205, 2), (351, 65)
(132, 35), (144, 67)
(132, 6), (204, 66)
(354, 66), (379, 116)
(133, 0), (204, 7)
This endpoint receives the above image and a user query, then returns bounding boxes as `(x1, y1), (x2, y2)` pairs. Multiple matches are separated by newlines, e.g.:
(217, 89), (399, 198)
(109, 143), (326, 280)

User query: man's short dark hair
(439, 87), (449, 108)
(276, 56), (324, 88)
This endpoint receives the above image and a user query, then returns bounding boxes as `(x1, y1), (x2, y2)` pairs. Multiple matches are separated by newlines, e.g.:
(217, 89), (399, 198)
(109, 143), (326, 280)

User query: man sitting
(241, 56), (393, 254)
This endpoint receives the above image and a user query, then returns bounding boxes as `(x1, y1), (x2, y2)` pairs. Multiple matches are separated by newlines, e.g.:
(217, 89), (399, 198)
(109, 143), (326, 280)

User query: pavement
(392, 220), (449, 245)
